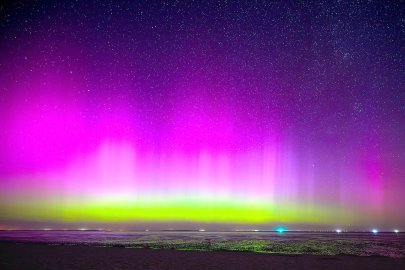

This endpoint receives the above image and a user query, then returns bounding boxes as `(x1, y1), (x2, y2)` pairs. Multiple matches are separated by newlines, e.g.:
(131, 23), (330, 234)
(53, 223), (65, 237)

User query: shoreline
(1, 242), (404, 270)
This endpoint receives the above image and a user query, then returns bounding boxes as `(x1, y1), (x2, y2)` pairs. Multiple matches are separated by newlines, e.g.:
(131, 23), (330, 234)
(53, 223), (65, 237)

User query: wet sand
(1, 242), (404, 270)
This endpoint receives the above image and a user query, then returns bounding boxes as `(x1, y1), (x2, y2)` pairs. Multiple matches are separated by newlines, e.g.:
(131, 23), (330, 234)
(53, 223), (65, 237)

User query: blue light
(275, 227), (286, 233)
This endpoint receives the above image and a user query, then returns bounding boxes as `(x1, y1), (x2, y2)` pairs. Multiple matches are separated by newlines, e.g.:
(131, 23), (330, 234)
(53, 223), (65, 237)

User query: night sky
(0, 0), (404, 230)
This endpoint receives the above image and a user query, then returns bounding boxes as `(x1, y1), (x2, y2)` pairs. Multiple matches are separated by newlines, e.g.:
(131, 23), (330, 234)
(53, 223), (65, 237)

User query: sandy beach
(1, 242), (404, 270)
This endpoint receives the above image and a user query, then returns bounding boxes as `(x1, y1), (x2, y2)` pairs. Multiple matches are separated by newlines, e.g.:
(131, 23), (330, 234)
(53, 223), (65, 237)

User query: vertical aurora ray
(0, 1), (404, 230)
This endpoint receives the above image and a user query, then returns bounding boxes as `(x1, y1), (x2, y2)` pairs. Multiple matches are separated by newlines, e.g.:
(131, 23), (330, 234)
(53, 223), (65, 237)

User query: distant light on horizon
(372, 229), (378, 234)
(276, 227), (286, 233)
(336, 229), (342, 233)
(394, 229), (399, 233)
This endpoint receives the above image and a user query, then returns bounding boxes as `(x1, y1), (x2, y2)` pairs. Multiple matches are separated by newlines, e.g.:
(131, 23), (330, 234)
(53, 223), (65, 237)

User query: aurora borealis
(0, 1), (404, 230)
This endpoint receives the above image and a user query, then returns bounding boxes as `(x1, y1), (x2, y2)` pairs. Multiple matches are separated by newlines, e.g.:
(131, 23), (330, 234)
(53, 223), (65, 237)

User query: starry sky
(0, 0), (404, 230)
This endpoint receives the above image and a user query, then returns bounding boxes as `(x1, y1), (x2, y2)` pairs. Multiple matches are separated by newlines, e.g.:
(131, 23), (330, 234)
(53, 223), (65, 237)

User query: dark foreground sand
(1, 242), (404, 270)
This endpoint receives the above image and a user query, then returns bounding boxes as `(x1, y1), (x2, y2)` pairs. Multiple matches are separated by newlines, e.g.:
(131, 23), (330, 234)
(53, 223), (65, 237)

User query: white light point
(372, 229), (378, 234)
